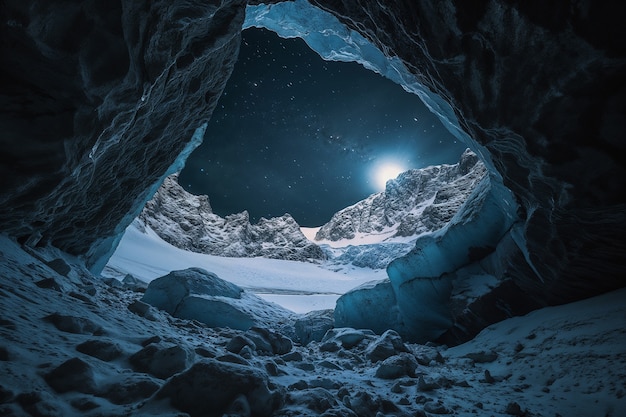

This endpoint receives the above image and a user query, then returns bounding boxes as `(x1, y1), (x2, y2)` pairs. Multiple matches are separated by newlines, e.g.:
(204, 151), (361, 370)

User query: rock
(505, 401), (525, 416)
(141, 335), (162, 346)
(417, 376), (440, 392)
(45, 258), (71, 277)
(413, 345), (445, 366)
(217, 353), (250, 366)
(16, 390), (72, 417)
(375, 353), (419, 379)
(103, 374), (161, 405)
(68, 291), (93, 304)
(43, 313), (104, 335)
(35, 278), (62, 292)
(321, 407), (359, 417)
(129, 343), (193, 379)
(195, 346), (217, 358)
(44, 358), (97, 394)
(343, 391), (380, 417)
(294, 362), (316, 372)
(141, 268), (290, 330)
(295, 309), (334, 345)
(102, 277), (124, 289)
(127, 300), (157, 321)
(309, 378), (341, 390)
(76, 339), (123, 362)
(226, 335), (257, 354)
(156, 359), (283, 417)
(483, 370), (496, 384)
(321, 328), (375, 349)
(140, 175), (325, 262)
(245, 327), (292, 355)
(288, 388), (337, 413)
(319, 341), (341, 352)
(365, 329), (408, 363)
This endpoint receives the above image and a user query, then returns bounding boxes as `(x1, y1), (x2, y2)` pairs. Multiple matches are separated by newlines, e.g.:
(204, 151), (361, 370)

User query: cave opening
(106, 1), (520, 328)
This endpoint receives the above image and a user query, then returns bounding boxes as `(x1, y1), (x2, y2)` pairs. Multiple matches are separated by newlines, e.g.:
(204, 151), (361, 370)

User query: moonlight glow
(373, 163), (406, 190)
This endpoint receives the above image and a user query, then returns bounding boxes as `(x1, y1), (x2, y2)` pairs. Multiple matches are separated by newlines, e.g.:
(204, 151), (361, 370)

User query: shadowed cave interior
(0, 1), (625, 416)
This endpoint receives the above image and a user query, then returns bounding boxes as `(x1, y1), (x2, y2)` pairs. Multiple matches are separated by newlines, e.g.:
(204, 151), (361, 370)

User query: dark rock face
(309, 1), (626, 304)
(0, 0), (246, 269)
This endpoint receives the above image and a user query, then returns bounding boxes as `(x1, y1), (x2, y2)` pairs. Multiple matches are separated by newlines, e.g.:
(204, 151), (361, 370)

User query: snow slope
(104, 220), (383, 313)
(1, 233), (624, 416)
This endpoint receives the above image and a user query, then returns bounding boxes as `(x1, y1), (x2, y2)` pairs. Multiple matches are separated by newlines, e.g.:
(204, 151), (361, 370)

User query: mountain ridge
(139, 149), (486, 266)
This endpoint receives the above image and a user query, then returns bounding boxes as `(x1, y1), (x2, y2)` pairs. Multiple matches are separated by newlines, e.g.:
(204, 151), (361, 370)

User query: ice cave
(1, 1), (625, 416)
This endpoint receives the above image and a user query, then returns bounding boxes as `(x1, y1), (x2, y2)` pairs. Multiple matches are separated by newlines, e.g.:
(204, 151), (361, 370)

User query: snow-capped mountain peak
(313, 149), (486, 246)
(138, 174), (325, 262)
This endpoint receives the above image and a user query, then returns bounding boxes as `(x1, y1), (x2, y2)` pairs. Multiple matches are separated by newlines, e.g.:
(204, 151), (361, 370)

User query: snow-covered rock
(141, 267), (294, 331)
(154, 359), (284, 417)
(314, 149), (486, 245)
(0, 236), (624, 417)
(139, 174), (325, 262)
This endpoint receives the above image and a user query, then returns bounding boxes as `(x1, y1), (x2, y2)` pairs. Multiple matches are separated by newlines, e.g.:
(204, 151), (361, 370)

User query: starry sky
(179, 28), (467, 227)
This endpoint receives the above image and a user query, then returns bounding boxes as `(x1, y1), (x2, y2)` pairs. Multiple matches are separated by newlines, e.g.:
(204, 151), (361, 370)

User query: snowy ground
(1, 233), (625, 416)
(104, 222), (384, 313)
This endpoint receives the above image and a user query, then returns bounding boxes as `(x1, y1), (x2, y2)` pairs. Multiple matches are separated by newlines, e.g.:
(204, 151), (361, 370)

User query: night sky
(179, 28), (467, 227)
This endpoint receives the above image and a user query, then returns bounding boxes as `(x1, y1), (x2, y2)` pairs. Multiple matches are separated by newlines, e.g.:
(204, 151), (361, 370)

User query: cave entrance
(106, 0), (516, 326)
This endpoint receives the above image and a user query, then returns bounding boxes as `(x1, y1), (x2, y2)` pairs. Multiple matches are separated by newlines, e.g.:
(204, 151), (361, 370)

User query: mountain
(314, 148), (487, 245)
(309, 149), (487, 269)
(140, 149), (486, 269)
(138, 174), (325, 262)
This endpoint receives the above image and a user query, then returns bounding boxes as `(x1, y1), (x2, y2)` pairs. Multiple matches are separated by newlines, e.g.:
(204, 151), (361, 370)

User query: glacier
(336, 173), (518, 343)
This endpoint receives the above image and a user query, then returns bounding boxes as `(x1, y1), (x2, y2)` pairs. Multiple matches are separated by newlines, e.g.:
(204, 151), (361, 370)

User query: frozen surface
(104, 221), (383, 313)
(1, 233), (624, 416)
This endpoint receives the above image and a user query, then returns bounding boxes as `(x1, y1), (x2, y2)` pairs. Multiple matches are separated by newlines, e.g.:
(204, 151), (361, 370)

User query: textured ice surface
(337, 176), (518, 342)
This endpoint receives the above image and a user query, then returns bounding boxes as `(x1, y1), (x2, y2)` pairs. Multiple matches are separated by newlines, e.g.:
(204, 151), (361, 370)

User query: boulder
(142, 268), (291, 330)
(295, 309), (334, 345)
(156, 359), (283, 417)
(129, 343), (194, 379)
(44, 358), (98, 394)
(365, 329), (408, 363)
(375, 353), (419, 379)
(76, 339), (123, 362)
(321, 328), (375, 349)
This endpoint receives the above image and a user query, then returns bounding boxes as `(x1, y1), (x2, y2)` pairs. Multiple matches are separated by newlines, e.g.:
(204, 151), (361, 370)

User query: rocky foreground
(1, 235), (624, 417)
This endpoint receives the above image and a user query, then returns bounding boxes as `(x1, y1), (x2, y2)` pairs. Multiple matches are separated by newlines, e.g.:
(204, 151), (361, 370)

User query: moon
(373, 162), (406, 190)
